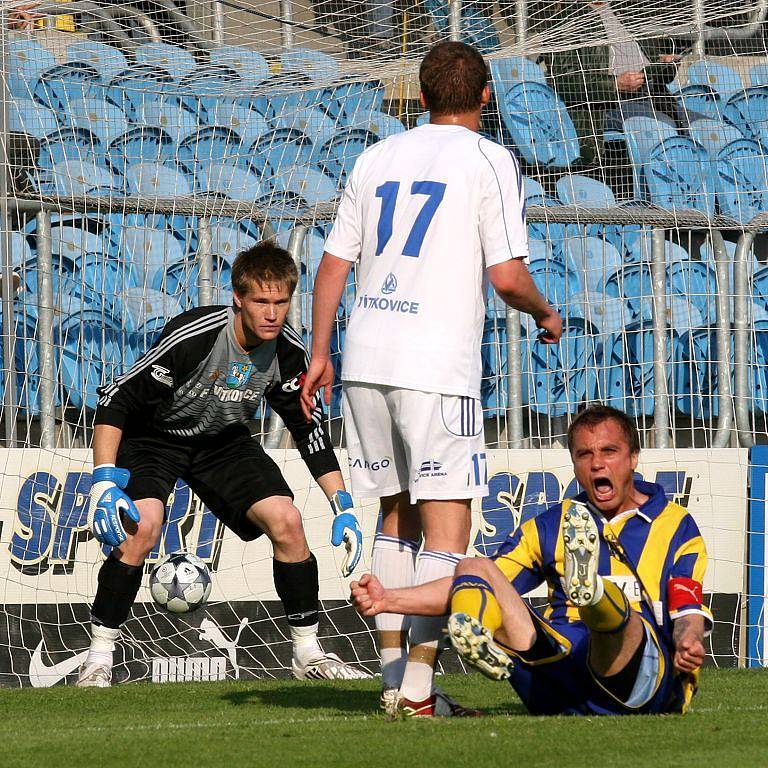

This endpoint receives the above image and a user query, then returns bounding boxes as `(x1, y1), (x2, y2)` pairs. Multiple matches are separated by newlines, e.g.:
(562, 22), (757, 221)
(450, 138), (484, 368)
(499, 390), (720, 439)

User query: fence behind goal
(0, 0), (765, 685)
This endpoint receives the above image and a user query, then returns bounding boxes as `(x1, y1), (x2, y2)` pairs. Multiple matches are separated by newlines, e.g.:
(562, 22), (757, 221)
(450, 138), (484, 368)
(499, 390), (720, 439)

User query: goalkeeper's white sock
(84, 623), (120, 668)
(371, 534), (419, 690)
(400, 550), (464, 703)
(290, 623), (323, 666)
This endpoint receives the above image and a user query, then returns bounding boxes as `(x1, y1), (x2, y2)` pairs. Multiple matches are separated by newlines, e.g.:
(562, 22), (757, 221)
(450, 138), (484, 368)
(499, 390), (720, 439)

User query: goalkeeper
(352, 405), (711, 715)
(76, 241), (368, 687)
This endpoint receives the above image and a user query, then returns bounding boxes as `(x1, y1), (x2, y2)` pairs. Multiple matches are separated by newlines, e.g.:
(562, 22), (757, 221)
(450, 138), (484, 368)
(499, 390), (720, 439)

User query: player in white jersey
(302, 41), (562, 717)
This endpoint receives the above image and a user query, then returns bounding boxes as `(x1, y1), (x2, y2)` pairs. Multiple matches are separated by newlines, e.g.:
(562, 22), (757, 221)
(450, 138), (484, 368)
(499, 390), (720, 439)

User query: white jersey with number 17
(324, 123), (529, 399)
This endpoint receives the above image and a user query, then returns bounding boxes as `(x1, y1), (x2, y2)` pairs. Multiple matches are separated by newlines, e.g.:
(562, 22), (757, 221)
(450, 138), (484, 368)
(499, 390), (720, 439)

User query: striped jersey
(492, 481), (712, 647)
(95, 306), (338, 479)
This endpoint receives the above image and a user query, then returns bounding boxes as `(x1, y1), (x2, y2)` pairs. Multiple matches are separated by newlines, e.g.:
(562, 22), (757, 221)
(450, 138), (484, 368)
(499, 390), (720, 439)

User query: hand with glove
(88, 465), (141, 548)
(329, 490), (363, 577)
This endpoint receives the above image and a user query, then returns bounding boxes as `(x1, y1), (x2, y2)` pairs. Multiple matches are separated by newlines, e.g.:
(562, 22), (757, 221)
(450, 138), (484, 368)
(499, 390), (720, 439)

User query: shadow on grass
(221, 685), (378, 714)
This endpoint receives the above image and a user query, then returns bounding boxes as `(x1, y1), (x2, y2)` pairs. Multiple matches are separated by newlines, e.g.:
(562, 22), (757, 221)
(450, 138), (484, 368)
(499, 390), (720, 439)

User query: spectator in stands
(543, 1), (685, 168)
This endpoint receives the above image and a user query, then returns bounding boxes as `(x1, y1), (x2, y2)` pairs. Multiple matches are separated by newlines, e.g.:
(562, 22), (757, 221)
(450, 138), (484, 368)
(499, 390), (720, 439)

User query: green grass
(2, 670), (767, 768)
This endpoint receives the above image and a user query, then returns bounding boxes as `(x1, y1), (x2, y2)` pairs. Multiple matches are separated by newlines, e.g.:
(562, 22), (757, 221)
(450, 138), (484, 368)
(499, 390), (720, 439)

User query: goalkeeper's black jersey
(95, 305), (338, 479)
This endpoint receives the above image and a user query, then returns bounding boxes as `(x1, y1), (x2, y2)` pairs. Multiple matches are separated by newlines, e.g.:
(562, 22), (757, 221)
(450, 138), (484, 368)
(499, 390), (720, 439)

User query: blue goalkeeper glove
(88, 464), (140, 548)
(330, 490), (363, 577)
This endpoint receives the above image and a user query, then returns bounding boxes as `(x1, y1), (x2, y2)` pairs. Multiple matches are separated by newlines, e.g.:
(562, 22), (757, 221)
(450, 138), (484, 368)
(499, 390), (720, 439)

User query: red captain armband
(667, 577), (704, 610)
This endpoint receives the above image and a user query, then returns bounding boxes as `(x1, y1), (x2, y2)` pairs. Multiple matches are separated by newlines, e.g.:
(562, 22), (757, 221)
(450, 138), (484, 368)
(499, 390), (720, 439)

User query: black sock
(273, 554), (319, 627)
(90, 552), (144, 629)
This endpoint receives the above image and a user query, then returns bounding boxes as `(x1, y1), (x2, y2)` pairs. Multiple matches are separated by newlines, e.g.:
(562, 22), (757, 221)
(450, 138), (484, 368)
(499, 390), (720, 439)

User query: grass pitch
(2, 669), (767, 768)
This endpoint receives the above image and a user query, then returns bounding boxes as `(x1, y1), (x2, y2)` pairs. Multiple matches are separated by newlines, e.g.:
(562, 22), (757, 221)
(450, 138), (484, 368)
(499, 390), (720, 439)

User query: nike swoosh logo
(28, 641), (89, 688)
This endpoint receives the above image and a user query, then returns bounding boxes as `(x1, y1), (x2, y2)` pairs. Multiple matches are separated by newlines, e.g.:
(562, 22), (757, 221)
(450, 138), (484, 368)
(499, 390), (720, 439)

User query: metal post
(0, 9), (17, 447)
(265, 225), (307, 449)
(36, 210), (56, 449)
(651, 228), (670, 448)
(710, 230), (734, 448)
(281, 0), (294, 49)
(733, 232), (755, 447)
(197, 218), (213, 307)
(515, 0), (528, 44)
(693, 0), (705, 57)
(212, 1), (225, 44)
(448, 0), (462, 41)
(506, 308), (523, 448)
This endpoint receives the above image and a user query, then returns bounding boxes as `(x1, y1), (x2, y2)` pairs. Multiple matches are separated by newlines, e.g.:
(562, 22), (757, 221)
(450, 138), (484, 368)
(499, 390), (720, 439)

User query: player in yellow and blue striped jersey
(351, 404), (712, 716)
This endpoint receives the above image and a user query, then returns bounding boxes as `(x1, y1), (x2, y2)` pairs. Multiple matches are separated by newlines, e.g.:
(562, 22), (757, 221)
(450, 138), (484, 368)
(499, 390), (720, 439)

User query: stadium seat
(689, 118), (743, 156)
(324, 80), (385, 123)
(121, 287), (184, 337)
(565, 236), (623, 293)
(177, 127), (242, 182)
(280, 48), (339, 82)
(177, 66), (246, 117)
(136, 98), (199, 146)
(255, 129), (315, 174)
(8, 39), (56, 98)
(750, 319), (768, 412)
(723, 88), (768, 145)
(627, 231), (689, 263)
(210, 46), (270, 86)
(211, 221), (258, 263)
(135, 43), (197, 81)
(715, 138), (768, 224)
(106, 66), (175, 119)
(36, 126), (105, 172)
(675, 324), (731, 418)
(481, 317), (509, 415)
(66, 41), (128, 84)
(204, 101), (271, 147)
(528, 257), (573, 307)
(566, 291), (629, 335)
(490, 56), (547, 88)
(669, 59), (744, 98)
(348, 111), (406, 141)
(108, 126), (175, 177)
(645, 136), (717, 214)
(523, 176), (546, 200)
(622, 115), (679, 198)
(33, 62), (101, 113)
(66, 97), (129, 147)
(9, 98), (58, 139)
(199, 162), (264, 201)
(273, 107), (337, 154)
(318, 129), (372, 182)
(669, 259), (719, 326)
(50, 160), (120, 197)
(673, 84), (725, 122)
(556, 174), (616, 207)
(750, 64), (768, 88)
(121, 224), (187, 290)
(271, 165), (337, 206)
(425, 0), (500, 54)
(125, 162), (193, 197)
(495, 81), (580, 168)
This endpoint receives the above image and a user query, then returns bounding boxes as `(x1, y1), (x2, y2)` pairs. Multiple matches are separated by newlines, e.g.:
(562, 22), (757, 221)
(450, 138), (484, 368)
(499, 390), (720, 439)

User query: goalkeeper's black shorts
(116, 425), (293, 541)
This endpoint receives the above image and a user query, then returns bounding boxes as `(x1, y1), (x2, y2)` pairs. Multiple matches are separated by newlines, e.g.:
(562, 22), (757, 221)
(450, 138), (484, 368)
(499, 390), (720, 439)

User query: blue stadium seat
(627, 232), (689, 263)
(204, 101), (271, 147)
(528, 257), (573, 307)
(108, 126), (174, 177)
(121, 224), (187, 291)
(36, 127), (105, 171)
(750, 320), (768, 412)
(177, 66), (245, 117)
(522, 317), (600, 415)
(723, 87), (768, 144)
(673, 85), (724, 122)
(210, 46), (269, 86)
(121, 287), (183, 336)
(255, 129), (315, 173)
(689, 118), (743, 156)
(9, 98), (58, 139)
(135, 43), (197, 81)
(125, 162), (193, 196)
(137, 98), (198, 145)
(565, 236), (623, 293)
(425, 0), (500, 54)
(566, 291), (629, 335)
(271, 165), (337, 206)
(33, 62), (101, 112)
(51, 160), (120, 196)
(556, 174), (616, 207)
(348, 111), (406, 141)
(490, 56), (547, 88)
(669, 59), (744, 97)
(177, 127), (242, 182)
(523, 176), (546, 200)
(669, 259), (718, 326)
(675, 325), (731, 418)
(645, 136), (717, 214)
(750, 64), (768, 88)
(495, 81), (580, 168)
(8, 39), (55, 98)
(481, 317), (508, 415)
(66, 41), (128, 84)
(715, 137), (768, 223)
(67, 97), (129, 146)
(273, 107), (337, 154)
(280, 48), (339, 82)
(324, 80), (384, 123)
(622, 115), (679, 199)
(106, 66), (174, 119)
(199, 162), (264, 201)
(603, 321), (660, 416)
(211, 221), (258, 263)
(318, 129), (371, 182)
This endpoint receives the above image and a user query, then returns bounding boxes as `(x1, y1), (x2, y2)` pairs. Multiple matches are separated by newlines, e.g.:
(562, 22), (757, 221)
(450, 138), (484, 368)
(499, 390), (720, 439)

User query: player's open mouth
(592, 476), (614, 502)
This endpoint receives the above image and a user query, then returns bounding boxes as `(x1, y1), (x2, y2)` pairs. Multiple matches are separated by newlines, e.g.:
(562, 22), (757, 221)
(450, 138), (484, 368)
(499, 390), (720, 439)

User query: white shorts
(342, 383), (489, 504)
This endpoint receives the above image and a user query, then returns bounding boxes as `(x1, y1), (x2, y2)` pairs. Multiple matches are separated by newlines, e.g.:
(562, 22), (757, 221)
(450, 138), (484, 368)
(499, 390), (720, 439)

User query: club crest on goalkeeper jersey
(94, 305), (337, 478)
(491, 480), (713, 647)
(324, 123), (529, 399)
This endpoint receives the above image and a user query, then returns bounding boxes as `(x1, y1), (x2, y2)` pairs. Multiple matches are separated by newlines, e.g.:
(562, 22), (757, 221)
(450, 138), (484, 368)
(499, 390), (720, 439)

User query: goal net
(0, 0), (762, 685)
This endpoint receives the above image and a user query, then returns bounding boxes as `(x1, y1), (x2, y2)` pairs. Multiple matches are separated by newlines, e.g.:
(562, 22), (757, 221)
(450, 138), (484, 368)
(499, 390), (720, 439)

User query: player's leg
(77, 436), (183, 688)
(373, 491), (420, 712)
(189, 430), (368, 681)
(563, 503), (660, 710)
(344, 383), (419, 701)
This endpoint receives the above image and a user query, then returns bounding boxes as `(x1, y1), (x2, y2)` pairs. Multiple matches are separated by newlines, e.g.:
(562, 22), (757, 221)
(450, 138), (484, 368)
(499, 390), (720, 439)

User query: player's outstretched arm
(351, 573), (454, 617)
(487, 260), (562, 344)
(301, 253), (352, 420)
(672, 613), (706, 673)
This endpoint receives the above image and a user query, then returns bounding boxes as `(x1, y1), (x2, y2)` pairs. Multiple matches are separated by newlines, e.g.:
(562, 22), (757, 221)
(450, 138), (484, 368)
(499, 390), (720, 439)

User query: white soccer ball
(149, 552), (212, 614)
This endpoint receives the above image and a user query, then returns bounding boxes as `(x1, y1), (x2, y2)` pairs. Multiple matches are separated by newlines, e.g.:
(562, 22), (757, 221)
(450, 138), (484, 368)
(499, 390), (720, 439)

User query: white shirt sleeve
(477, 141), (529, 268)
(324, 163), (362, 263)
